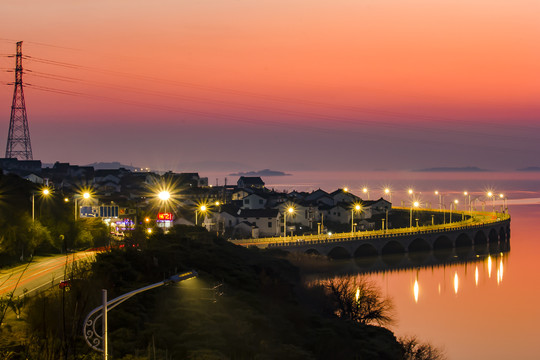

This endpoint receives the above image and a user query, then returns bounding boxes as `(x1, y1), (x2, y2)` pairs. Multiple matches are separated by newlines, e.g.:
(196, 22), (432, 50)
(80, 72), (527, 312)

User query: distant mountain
(413, 166), (489, 172)
(517, 167), (540, 172)
(229, 169), (291, 177)
(84, 162), (141, 171)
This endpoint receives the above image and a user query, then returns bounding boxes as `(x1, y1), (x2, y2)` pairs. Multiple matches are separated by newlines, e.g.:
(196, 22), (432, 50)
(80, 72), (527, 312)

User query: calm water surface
(251, 171), (540, 360)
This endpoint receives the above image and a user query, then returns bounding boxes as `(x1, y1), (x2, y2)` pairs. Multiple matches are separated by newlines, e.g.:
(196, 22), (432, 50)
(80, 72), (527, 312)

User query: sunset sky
(1, 0), (539, 172)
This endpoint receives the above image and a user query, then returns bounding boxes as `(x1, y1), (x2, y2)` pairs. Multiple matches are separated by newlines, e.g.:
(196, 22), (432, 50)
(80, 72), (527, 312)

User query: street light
(83, 271), (198, 360)
(351, 204), (362, 233)
(463, 191), (470, 213)
(499, 193), (506, 213)
(158, 191), (170, 201)
(410, 201), (419, 228)
(283, 206), (295, 237)
(384, 188), (392, 203)
(362, 187), (369, 200)
(434, 190), (441, 210)
(487, 191), (494, 212)
(450, 199), (458, 222)
(74, 191), (92, 221)
(32, 187), (51, 223)
(195, 204), (207, 225)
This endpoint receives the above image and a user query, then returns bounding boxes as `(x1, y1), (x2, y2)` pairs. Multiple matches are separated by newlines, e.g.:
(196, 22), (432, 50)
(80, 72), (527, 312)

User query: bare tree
(400, 336), (447, 360)
(317, 275), (394, 326)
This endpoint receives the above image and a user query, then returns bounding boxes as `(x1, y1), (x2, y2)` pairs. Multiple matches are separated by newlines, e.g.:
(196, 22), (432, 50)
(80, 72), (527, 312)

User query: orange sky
(1, 0), (539, 170)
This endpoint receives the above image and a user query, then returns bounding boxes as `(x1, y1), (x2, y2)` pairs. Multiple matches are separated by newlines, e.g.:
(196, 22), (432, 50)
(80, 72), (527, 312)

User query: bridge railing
(230, 209), (510, 247)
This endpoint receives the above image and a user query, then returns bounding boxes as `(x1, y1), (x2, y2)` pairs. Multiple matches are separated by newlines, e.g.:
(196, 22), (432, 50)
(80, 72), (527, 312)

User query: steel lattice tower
(5, 41), (33, 160)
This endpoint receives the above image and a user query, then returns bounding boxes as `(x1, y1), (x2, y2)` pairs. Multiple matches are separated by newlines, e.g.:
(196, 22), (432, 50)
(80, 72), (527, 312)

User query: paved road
(0, 250), (97, 297)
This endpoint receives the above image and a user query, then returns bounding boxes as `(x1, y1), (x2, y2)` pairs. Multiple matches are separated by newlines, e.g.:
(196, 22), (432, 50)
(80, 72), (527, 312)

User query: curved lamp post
(83, 271), (198, 360)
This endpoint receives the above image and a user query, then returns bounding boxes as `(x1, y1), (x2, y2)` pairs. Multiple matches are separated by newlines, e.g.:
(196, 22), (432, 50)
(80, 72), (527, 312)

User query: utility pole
(6, 41), (33, 160)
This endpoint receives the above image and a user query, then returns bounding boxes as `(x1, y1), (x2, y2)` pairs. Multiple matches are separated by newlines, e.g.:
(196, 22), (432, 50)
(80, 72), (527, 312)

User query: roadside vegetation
(0, 174), (110, 269)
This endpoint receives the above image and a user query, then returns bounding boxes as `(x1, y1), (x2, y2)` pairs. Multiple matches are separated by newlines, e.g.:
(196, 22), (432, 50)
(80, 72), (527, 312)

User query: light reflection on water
(256, 171), (540, 359)
(385, 253), (509, 303)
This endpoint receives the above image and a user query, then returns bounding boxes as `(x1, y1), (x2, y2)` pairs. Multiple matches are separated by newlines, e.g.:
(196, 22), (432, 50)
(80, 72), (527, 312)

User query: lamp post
(487, 191), (494, 212)
(499, 193), (506, 213)
(450, 199), (458, 223)
(463, 191), (470, 213)
(384, 188), (392, 203)
(195, 204), (207, 225)
(351, 204), (361, 233)
(434, 191), (441, 210)
(410, 201), (419, 228)
(75, 191), (91, 221)
(362, 187), (369, 200)
(83, 271), (198, 360)
(283, 206), (294, 237)
(32, 188), (51, 223)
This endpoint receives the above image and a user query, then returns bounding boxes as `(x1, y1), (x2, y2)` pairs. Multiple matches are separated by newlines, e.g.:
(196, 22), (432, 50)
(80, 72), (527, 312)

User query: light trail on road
(0, 250), (97, 297)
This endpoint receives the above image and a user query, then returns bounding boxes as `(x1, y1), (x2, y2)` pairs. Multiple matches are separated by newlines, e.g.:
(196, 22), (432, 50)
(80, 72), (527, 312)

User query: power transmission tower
(5, 41), (33, 160)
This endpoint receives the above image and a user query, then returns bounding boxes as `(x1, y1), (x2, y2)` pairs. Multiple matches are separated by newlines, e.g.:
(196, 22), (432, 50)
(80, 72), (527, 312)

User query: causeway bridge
(231, 209), (510, 259)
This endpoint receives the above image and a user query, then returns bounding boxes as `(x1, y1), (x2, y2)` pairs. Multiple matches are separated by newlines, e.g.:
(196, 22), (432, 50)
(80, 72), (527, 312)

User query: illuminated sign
(157, 212), (173, 221)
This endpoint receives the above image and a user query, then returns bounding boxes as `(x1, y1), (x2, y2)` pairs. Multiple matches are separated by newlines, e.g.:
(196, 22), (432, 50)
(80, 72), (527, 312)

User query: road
(0, 250), (97, 297)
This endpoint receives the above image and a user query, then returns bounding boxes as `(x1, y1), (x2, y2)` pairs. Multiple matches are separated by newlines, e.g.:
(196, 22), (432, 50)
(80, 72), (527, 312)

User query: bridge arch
(354, 243), (378, 258)
(488, 228), (499, 243)
(408, 238), (431, 252)
(456, 233), (472, 248)
(499, 228), (506, 243)
(305, 249), (321, 255)
(382, 240), (406, 255)
(474, 231), (487, 246)
(327, 246), (351, 259)
(433, 235), (453, 250)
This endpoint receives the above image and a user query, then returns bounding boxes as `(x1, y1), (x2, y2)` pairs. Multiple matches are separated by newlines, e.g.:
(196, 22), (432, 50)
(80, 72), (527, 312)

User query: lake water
(223, 170), (540, 360)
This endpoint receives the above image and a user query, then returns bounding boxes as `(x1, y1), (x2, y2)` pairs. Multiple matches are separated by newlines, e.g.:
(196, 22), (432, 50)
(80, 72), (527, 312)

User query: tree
(317, 275), (394, 326)
(399, 336), (447, 360)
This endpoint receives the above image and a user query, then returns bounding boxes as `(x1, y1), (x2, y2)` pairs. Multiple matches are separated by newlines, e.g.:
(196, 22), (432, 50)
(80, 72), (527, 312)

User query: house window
(268, 222), (272, 228)
(228, 220), (232, 226)
(259, 199), (263, 204)
(244, 199), (250, 204)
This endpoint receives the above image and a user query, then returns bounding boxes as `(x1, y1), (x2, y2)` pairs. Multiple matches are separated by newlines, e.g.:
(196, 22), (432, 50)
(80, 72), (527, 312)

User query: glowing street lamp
(195, 204), (207, 226)
(283, 206), (295, 237)
(32, 187), (51, 223)
(410, 201), (419, 228)
(362, 187), (369, 200)
(75, 191), (92, 221)
(487, 191), (495, 212)
(450, 199), (458, 222)
(158, 191), (170, 201)
(434, 190), (441, 210)
(463, 191), (470, 213)
(499, 193), (507, 213)
(384, 188), (392, 203)
(351, 204), (362, 233)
